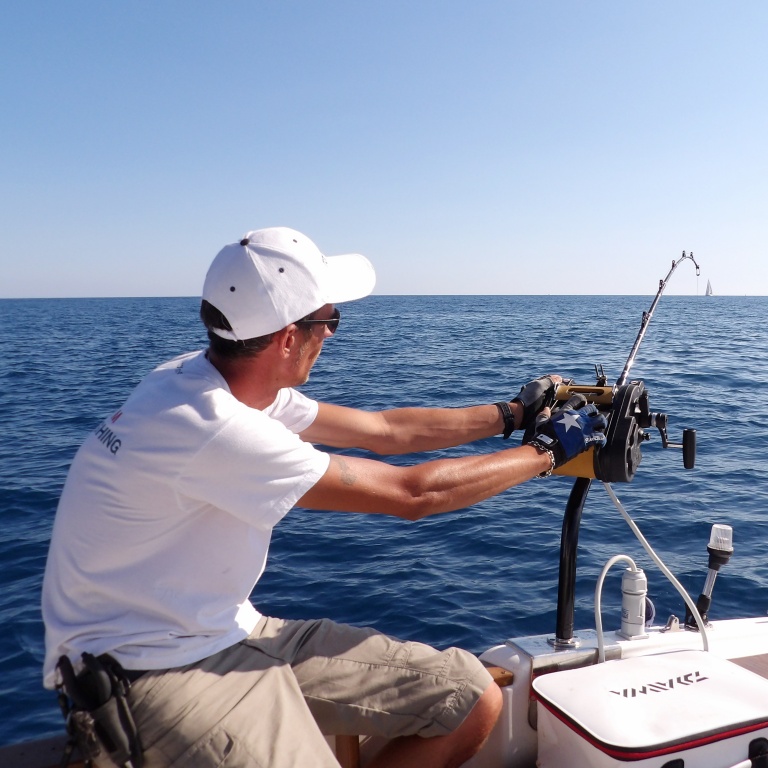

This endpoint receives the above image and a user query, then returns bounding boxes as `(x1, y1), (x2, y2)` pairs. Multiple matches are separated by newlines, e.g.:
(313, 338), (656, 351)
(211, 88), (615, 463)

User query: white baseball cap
(202, 227), (376, 340)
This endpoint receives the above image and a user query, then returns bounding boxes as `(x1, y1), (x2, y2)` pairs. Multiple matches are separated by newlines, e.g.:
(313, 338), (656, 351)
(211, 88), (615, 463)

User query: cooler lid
(532, 650), (768, 759)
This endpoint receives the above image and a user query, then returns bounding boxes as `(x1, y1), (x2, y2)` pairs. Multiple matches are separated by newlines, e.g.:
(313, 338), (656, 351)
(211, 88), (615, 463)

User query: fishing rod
(549, 251), (701, 647)
(552, 250), (700, 483)
(617, 250), (700, 388)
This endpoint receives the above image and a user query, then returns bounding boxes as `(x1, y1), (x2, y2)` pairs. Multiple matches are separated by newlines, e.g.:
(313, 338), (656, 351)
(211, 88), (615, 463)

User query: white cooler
(532, 650), (768, 767)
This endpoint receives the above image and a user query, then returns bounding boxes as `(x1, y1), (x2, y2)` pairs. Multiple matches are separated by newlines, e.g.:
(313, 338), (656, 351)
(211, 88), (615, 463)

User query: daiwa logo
(610, 670), (709, 698)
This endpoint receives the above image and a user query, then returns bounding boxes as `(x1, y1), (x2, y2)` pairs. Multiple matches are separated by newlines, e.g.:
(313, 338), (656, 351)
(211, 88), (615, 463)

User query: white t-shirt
(42, 350), (330, 688)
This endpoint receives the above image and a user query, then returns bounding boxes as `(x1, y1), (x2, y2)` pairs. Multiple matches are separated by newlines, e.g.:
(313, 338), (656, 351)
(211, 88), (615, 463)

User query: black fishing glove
(524, 395), (608, 469)
(512, 375), (559, 430)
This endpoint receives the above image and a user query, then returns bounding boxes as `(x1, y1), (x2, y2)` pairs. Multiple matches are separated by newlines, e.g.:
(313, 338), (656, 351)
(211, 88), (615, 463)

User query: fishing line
(690, 252), (703, 414)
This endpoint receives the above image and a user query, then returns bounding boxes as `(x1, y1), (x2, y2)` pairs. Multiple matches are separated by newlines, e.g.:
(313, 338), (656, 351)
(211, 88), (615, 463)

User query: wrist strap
(494, 401), (515, 439)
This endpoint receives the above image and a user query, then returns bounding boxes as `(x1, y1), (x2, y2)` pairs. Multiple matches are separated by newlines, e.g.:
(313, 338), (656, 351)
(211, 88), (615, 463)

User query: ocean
(1, 293), (767, 749)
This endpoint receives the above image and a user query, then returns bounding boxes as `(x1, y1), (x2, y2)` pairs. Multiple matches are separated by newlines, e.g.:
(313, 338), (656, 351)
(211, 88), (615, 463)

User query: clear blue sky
(2, 1), (766, 297)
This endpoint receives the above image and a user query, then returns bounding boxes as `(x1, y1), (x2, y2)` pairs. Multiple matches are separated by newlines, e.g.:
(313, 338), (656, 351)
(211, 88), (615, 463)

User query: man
(43, 227), (606, 767)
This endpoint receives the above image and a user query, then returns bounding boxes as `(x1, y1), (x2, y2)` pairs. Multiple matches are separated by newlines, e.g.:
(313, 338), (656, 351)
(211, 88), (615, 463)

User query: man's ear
(274, 324), (299, 358)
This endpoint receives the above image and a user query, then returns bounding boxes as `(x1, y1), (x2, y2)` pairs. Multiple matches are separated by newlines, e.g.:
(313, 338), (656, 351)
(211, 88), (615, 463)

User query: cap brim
(322, 253), (376, 304)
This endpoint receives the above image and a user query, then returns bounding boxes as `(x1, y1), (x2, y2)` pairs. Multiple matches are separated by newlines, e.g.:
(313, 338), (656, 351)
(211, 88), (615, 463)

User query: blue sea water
(1, 293), (768, 749)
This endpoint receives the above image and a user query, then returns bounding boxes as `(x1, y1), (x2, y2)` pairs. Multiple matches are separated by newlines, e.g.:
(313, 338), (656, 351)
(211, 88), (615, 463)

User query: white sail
(706, 279), (713, 296)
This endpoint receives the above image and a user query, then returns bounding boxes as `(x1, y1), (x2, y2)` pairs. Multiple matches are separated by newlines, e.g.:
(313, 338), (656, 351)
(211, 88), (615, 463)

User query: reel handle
(651, 415), (696, 469)
(683, 428), (696, 469)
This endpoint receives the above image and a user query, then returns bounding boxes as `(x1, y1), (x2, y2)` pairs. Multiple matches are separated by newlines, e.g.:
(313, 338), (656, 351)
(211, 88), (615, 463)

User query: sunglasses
(296, 307), (341, 335)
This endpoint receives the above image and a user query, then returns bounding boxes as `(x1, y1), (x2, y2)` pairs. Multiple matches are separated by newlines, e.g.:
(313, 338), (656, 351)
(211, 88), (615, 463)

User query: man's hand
(524, 395), (607, 469)
(512, 375), (561, 430)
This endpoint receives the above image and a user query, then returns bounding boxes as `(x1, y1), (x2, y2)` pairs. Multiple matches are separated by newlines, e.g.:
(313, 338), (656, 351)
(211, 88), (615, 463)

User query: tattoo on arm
(335, 457), (357, 486)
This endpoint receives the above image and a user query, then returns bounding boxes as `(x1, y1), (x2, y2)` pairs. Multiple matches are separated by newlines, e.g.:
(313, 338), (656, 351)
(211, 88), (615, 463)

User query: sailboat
(706, 279), (713, 296)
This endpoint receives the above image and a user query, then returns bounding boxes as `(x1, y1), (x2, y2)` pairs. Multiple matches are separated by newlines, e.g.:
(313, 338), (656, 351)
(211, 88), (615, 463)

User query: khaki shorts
(128, 616), (492, 768)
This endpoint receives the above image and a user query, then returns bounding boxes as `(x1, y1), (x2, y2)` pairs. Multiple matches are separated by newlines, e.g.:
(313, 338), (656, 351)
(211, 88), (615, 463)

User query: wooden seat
(336, 734), (362, 768)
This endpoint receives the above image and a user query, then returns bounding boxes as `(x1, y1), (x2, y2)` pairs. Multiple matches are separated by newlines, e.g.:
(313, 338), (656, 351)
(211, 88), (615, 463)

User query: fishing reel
(551, 367), (697, 483)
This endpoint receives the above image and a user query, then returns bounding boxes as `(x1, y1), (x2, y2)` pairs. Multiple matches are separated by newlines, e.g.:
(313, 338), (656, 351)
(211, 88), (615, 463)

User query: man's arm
(300, 402), (514, 455)
(300, 375), (561, 455)
(297, 443), (552, 521)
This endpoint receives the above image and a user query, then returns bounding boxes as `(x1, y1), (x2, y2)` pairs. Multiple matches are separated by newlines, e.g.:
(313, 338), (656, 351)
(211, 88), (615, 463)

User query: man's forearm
(299, 443), (551, 519)
(304, 401), (523, 455)
(369, 403), (523, 454)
